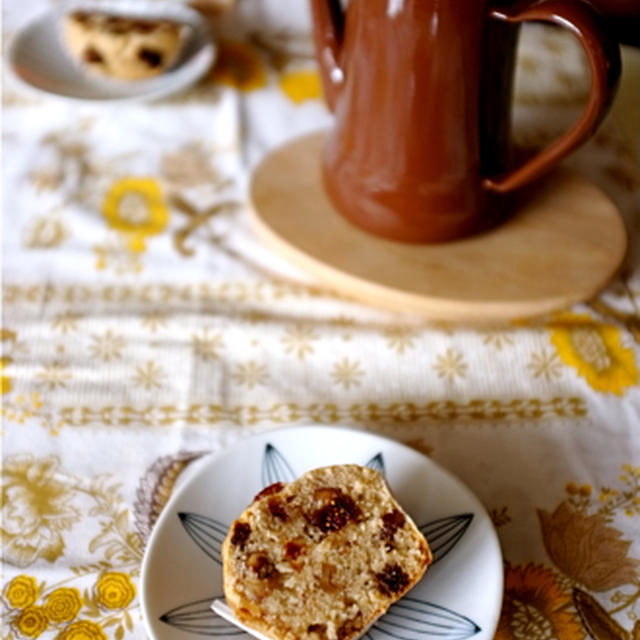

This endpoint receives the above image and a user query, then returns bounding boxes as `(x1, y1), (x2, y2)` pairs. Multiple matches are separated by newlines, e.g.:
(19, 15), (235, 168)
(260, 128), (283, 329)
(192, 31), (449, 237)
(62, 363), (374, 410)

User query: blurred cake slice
(63, 10), (189, 80)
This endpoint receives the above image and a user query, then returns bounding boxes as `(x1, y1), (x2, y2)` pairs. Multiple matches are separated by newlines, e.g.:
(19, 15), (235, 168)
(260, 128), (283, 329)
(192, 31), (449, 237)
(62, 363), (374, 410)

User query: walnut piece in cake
(221, 464), (432, 640)
(62, 11), (189, 80)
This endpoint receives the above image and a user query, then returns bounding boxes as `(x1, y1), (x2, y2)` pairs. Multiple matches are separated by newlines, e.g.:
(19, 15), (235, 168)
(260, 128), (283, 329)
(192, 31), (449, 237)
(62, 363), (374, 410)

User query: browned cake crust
(62, 11), (188, 80)
(221, 464), (432, 640)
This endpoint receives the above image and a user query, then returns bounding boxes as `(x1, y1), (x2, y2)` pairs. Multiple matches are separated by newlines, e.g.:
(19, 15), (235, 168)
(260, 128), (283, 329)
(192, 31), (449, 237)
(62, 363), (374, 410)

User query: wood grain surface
(249, 132), (628, 323)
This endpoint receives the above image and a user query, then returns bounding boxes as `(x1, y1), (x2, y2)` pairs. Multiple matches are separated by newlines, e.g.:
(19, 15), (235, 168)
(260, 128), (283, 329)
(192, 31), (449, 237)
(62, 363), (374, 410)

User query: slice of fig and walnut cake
(221, 464), (432, 640)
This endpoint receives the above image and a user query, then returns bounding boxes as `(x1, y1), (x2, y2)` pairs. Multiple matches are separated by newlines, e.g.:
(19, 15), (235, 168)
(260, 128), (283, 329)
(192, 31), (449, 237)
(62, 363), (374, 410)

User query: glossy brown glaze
(311, 0), (621, 243)
(591, 0), (640, 46)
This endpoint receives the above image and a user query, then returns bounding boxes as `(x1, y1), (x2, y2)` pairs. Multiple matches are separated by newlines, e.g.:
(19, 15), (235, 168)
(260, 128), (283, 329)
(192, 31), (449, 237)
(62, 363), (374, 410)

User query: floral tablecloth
(2, 2), (640, 640)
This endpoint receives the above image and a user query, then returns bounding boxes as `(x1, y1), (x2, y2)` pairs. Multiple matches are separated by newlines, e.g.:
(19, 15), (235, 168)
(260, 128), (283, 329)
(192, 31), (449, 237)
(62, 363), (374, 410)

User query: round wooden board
(249, 132), (628, 323)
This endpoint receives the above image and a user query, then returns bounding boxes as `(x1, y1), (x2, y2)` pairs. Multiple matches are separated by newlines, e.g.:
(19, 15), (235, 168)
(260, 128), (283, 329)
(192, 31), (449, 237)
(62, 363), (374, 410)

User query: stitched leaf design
(420, 514), (474, 564)
(135, 450), (209, 544)
(178, 513), (229, 565)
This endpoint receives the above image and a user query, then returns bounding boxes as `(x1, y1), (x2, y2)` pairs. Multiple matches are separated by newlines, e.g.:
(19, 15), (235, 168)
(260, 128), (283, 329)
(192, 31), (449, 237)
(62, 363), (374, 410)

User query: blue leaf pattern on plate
(365, 452), (385, 476)
(262, 443), (297, 486)
(160, 597), (247, 636)
(420, 514), (474, 564)
(178, 512), (228, 565)
(365, 596), (481, 639)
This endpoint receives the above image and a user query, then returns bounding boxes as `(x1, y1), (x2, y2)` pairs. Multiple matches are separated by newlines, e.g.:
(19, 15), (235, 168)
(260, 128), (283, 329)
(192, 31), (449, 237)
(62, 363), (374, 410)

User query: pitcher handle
(310, 0), (345, 112)
(483, 0), (620, 193)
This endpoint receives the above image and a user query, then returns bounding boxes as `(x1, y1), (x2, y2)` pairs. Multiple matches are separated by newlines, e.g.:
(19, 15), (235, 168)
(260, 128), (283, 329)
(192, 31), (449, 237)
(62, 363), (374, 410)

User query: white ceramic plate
(140, 426), (504, 640)
(7, 1), (216, 102)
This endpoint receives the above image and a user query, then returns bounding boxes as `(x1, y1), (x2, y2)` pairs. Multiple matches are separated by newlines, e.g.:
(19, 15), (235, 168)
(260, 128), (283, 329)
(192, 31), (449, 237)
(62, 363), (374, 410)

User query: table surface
(2, 3), (640, 640)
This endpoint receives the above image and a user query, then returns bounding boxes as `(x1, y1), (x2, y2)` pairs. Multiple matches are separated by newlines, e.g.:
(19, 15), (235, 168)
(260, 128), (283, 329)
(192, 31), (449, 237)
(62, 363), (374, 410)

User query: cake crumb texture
(222, 464), (432, 640)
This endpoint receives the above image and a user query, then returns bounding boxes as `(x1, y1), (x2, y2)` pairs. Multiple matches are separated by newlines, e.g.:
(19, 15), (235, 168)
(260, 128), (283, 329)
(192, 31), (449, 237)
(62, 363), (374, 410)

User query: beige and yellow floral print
(89, 331), (126, 363)
(1, 328), (19, 395)
(232, 360), (269, 389)
(538, 501), (638, 592)
(23, 212), (70, 250)
(161, 146), (241, 257)
(12, 603), (50, 638)
(2, 456), (81, 567)
(548, 313), (639, 395)
(278, 68), (322, 103)
(2, 393), (46, 428)
(160, 142), (222, 190)
(94, 573), (136, 611)
(140, 312), (168, 334)
(36, 361), (73, 391)
(101, 178), (169, 254)
(497, 463), (640, 640)
(93, 236), (144, 276)
(495, 563), (586, 640)
(331, 357), (365, 390)
(482, 330), (515, 351)
(434, 348), (468, 383)
(384, 325), (419, 354)
(281, 323), (319, 360)
(51, 314), (83, 335)
(58, 619), (108, 640)
(1, 457), (143, 640)
(246, 29), (322, 104)
(528, 348), (563, 382)
(33, 397), (587, 429)
(91, 175), (173, 275)
(191, 328), (225, 361)
(132, 362), (167, 391)
(2, 574), (136, 640)
(1, 356), (12, 395)
(44, 588), (83, 624)
(3, 576), (38, 609)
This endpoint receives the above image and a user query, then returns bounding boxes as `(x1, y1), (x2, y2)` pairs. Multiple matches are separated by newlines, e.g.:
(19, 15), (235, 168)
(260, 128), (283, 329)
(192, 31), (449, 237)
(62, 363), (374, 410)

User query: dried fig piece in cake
(62, 10), (190, 80)
(221, 464), (432, 640)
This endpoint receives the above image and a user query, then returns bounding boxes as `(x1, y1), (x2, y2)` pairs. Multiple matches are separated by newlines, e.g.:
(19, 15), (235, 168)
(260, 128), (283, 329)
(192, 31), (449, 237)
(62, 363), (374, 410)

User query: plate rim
(6, 1), (217, 103)
(140, 425), (504, 640)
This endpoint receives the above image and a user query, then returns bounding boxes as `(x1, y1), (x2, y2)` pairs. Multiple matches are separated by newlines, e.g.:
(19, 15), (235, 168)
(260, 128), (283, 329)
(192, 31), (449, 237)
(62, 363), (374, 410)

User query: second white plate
(140, 426), (504, 640)
(7, 1), (216, 102)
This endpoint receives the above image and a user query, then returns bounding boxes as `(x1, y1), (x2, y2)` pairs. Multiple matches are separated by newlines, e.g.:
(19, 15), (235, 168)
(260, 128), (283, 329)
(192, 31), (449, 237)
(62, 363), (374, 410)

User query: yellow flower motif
(58, 620), (107, 640)
(44, 588), (83, 623)
(95, 572), (136, 610)
(1, 456), (80, 567)
(101, 177), (169, 252)
(549, 313), (638, 395)
(3, 575), (38, 609)
(278, 68), (321, 104)
(211, 40), (267, 91)
(1, 356), (13, 394)
(13, 605), (49, 638)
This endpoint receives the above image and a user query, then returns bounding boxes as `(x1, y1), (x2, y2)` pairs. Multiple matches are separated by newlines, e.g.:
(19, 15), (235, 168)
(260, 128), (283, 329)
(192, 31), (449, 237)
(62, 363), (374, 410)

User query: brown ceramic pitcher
(311, 0), (621, 242)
